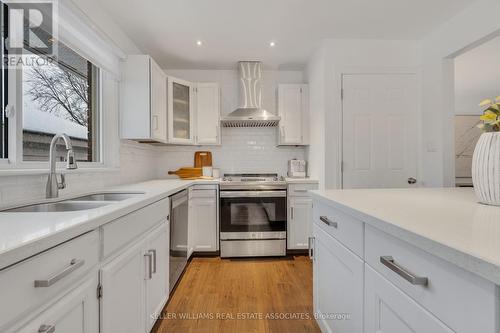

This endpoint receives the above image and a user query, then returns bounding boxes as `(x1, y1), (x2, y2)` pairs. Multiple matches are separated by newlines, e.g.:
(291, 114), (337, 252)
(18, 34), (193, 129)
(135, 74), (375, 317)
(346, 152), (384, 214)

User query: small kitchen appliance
(287, 159), (307, 178)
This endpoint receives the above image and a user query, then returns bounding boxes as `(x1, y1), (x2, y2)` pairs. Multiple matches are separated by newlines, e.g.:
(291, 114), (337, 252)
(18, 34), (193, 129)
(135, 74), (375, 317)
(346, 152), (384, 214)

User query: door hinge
(340, 161), (344, 173)
(341, 89), (344, 100)
(97, 284), (103, 299)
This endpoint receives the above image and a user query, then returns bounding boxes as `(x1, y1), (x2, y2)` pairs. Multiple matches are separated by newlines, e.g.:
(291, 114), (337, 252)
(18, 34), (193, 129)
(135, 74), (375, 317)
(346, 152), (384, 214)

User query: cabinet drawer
(102, 198), (169, 259)
(365, 225), (498, 333)
(189, 189), (216, 198)
(288, 183), (318, 197)
(313, 200), (363, 257)
(0, 230), (99, 330)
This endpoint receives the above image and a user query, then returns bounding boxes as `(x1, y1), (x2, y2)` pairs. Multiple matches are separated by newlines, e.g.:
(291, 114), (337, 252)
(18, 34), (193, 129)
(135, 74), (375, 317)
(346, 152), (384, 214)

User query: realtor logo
(3, 0), (57, 59)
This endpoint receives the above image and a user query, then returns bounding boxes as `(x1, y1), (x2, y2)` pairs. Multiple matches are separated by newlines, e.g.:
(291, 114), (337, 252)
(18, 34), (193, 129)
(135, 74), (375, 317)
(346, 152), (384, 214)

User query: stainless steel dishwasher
(169, 189), (189, 292)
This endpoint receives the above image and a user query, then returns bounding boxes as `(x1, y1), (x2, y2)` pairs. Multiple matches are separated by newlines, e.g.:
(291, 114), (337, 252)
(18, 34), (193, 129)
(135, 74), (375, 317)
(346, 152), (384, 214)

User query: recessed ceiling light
(196, 40), (203, 46)
(269, 41), (276, 47)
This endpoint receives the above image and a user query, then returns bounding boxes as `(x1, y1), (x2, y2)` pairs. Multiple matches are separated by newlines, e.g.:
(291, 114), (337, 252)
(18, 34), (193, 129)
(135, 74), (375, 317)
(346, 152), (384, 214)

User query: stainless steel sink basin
(5, 201), (111, 213)
(72, 192), (144, 202)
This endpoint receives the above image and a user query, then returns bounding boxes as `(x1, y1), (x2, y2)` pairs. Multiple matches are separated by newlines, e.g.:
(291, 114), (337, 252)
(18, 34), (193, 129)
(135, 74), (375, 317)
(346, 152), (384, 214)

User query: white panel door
(342, 74), (418, 188)
(145, 223), (169, 332)
(313, 225), (364, 333)
(365, 265), (454, 333)
(17, 275), (99, 333)
(196, 83), (220, 145)
(288, 197), (313, 249)
(279, 84), (305, 145)
(190, 190), (218, 252)
(150, 59), (168, 143)
(100, 240), (146, 333)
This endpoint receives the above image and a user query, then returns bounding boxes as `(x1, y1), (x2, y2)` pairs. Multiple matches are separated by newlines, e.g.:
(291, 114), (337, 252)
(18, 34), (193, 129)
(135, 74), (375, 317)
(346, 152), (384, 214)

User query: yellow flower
(479, 99), (493, 107)
(480, 111), (498, 122)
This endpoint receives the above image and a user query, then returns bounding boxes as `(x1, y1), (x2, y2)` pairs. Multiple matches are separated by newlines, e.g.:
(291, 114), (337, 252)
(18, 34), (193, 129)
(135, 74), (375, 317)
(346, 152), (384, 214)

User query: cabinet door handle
(38, 325), (55, 333)
(144, 253), (153, 280)
(280, 126), (285, 138)
(290, 206), (294, 220)
(152, 115), (159, 130)
(308, 237), (315, 260)
(380, 256), (428, 286)
(149, 249), (157, 274)
(320, 216), (338, 229)
(34, 259), (85, 288)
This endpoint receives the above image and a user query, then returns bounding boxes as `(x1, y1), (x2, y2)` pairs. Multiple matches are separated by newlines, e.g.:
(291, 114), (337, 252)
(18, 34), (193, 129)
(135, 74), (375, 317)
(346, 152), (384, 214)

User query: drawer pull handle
(380, 256), (428, 286)
(320, 216), (338, 228)
(38, 325), (55, 333)
(34, 259), (85, 288)
(294, 189), (308, 192)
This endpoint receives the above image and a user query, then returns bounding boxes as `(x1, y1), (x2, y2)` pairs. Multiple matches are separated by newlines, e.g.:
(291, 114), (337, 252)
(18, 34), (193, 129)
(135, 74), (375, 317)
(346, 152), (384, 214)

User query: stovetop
(220, 173), (287, 190)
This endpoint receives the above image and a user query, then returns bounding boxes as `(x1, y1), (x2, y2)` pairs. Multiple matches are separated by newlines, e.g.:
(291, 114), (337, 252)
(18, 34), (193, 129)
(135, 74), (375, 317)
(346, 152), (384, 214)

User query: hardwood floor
(153, 256), (321, 333)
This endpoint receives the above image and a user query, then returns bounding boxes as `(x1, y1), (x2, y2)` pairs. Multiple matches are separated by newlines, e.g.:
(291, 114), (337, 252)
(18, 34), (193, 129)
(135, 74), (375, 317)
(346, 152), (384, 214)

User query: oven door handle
(220, 191), (287, 198)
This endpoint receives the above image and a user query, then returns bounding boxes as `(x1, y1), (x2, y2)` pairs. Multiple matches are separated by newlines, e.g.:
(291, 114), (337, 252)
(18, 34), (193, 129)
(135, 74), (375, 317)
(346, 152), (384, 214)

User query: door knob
(407, 177), (417, 185)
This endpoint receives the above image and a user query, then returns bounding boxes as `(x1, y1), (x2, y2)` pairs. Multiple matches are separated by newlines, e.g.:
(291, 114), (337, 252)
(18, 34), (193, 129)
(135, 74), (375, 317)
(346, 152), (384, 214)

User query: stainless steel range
(219, 173), (287, 258)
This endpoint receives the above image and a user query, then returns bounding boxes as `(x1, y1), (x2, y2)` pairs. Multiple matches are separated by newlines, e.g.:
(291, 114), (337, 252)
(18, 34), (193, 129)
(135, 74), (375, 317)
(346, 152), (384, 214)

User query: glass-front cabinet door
(168, 76), (194, 144)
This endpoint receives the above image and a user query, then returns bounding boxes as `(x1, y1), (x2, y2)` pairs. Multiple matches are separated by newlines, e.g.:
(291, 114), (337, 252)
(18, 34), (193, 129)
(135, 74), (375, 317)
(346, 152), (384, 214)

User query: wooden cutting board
(194, 151), (213, 168)
(168, 167), (203, 179)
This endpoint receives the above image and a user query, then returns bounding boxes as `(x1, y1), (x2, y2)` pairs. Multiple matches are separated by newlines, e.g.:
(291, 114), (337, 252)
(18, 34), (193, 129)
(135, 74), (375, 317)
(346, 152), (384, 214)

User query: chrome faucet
(46, 133), (78, 199)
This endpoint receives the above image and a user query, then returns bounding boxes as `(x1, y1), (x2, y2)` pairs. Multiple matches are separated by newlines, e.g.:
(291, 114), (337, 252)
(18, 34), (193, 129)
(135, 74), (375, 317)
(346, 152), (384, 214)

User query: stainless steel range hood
(221, 61), (280, 127)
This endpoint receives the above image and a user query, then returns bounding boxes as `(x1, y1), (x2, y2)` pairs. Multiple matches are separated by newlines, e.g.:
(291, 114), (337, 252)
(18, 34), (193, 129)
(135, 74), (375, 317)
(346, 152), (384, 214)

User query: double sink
(4, 192), (144, 213)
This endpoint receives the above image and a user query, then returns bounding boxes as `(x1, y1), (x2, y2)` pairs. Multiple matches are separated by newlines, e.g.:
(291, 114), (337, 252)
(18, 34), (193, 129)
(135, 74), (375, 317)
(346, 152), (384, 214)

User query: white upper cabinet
(278, 84), (309, 145)
(150, 60), (168, 142)
(168, 76), (195, 144)
(121, 55), (168, 143)
(195, 83), (221, 145)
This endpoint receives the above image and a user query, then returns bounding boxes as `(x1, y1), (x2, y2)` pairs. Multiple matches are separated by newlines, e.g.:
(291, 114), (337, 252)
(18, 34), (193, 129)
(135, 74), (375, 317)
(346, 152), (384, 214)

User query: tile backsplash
(158, 127), (305, 177)
(0, 143), (158, 207)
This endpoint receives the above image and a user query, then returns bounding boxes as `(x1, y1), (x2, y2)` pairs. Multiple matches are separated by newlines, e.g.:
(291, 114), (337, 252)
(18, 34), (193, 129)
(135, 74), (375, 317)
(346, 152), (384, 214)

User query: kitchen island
(310, 187), (500, 333)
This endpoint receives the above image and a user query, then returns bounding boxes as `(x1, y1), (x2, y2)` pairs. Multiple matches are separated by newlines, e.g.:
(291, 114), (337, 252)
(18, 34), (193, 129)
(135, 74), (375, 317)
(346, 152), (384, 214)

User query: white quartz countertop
(0, 178), (218, 270)
(310, 188), (500, 285)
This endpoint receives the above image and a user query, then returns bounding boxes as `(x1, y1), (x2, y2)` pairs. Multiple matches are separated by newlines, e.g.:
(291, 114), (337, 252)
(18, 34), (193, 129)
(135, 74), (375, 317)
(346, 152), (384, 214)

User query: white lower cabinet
(145, 224), (169, 331)
(101, 222), (169, 333)
(17, 274), (99, 333)
(364, 265), (453, 333)
(189, 187), (218, 253)
(287, 182), (318, 250)
(288, 196), (313, 249)
(100, 236), (146, 333)
(312, 197), (499, 333)
(313, 225), (364, 333)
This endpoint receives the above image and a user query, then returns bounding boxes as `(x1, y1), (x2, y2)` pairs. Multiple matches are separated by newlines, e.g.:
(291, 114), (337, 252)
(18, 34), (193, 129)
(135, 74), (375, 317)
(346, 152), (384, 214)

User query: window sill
(0, 166), (120, 176)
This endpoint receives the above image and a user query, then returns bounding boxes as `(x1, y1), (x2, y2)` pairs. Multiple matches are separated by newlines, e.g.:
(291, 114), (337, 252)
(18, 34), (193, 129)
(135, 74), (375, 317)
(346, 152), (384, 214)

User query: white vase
(472, 132), (500, 206)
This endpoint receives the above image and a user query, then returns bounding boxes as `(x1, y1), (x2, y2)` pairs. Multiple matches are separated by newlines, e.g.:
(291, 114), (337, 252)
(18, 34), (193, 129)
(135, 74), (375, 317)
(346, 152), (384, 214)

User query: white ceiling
(99, 0), (476, 70)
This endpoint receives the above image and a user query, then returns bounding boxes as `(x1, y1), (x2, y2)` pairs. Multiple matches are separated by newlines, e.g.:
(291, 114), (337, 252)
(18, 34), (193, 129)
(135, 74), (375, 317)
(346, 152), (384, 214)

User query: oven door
(219, 190), (287, 239)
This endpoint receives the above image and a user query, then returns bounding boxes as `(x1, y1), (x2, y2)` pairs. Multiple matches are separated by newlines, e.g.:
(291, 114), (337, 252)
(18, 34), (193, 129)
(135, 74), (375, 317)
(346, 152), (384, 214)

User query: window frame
(0, 50), (106, 173)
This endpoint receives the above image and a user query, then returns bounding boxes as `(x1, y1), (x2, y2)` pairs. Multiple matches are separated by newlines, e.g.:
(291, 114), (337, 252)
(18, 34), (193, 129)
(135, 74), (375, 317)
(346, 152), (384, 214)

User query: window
(22, 43), (100, 162)
(1, 3), (7, 160)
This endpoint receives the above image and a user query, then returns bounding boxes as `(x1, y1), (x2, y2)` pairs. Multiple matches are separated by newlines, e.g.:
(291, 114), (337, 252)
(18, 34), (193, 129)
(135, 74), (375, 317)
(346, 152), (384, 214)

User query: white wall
(0, 0), (159, 207)
(305, 44), (327, 189)
(306, 39), (421, 189)
(454, 35), (500, 115)
(420, 0), (500, 187)
(159, 69), (306, 177)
